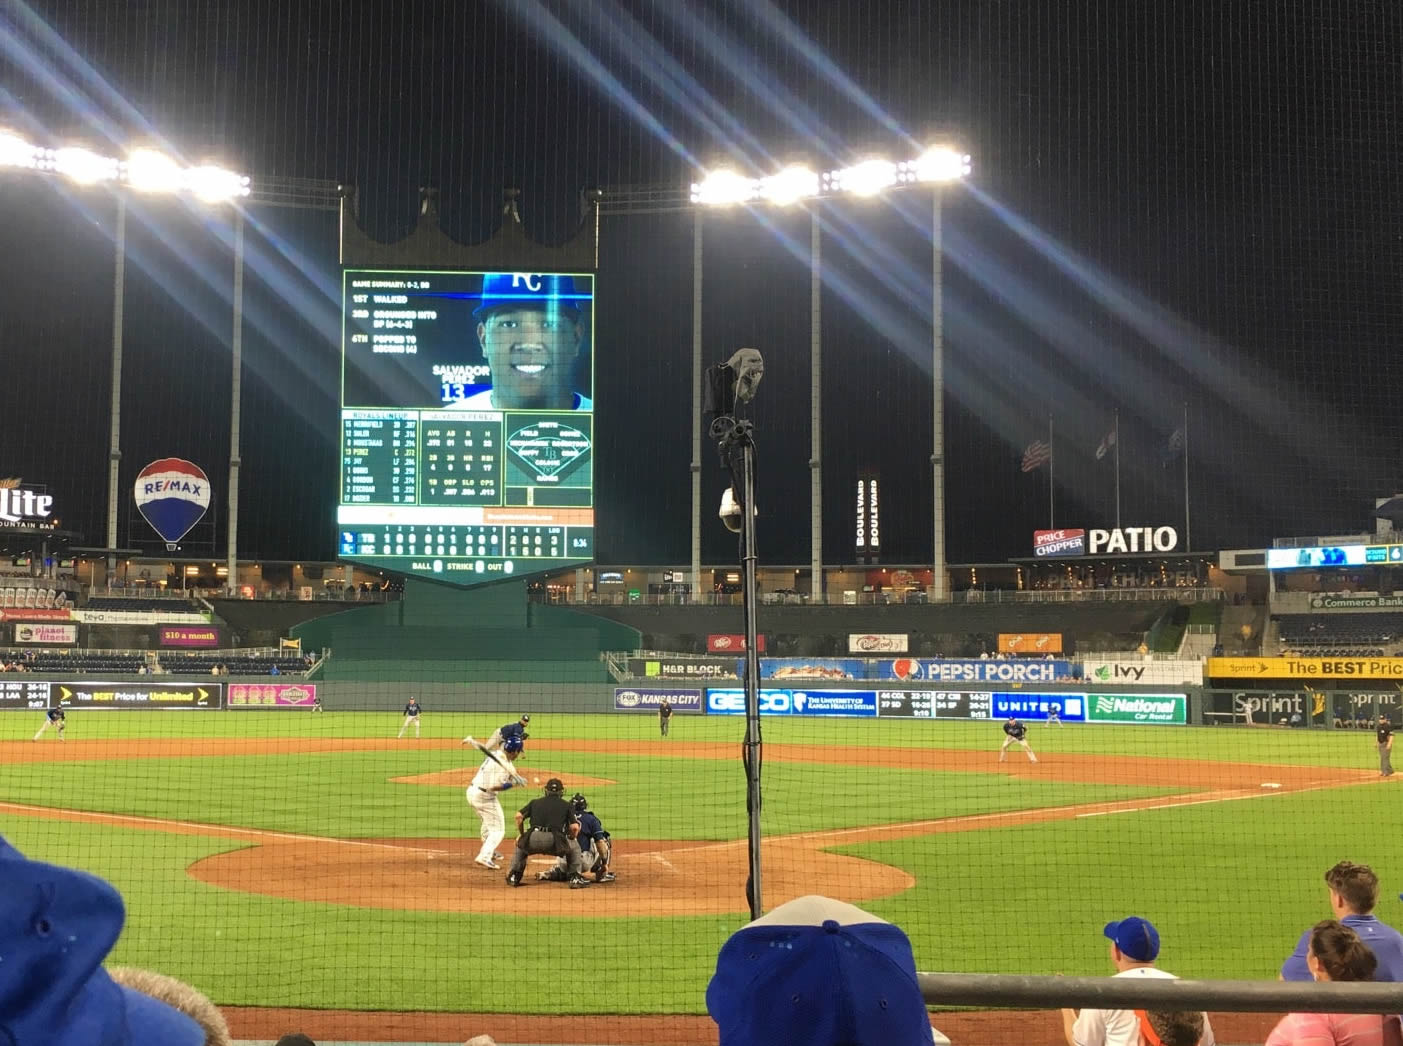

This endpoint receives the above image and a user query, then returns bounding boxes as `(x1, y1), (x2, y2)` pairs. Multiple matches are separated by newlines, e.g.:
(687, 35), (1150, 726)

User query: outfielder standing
(33, 707), (65, 741)
(999, 716), (1037, 762)
(397, 697), (423, 739)
(466, 734), (523, 870)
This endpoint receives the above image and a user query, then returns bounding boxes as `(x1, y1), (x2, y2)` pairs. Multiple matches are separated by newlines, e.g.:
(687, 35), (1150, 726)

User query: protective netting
(1, 2), (1401, 1045)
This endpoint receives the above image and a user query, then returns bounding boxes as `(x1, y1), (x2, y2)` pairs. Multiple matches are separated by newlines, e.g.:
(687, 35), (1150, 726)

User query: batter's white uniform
(466, 754), (516, 863)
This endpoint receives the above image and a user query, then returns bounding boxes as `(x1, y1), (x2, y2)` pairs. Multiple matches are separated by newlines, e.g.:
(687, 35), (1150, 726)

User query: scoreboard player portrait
(452, 273), (593, 412)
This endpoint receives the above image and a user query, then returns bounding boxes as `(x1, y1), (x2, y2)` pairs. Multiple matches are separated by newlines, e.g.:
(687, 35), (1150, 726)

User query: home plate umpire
(505, 777), (590, 889)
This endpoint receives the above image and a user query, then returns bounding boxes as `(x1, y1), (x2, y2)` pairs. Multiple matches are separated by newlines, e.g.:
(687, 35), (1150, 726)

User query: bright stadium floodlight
(125, 148), (183, 193)
(758, 165), (818, 206)
(911, 146), (971, 183)
(824, 158), (898, 197)
(51, 146), (118, 185)
(184, 165), (250, 203)
(0, 131), (41, 169)
(691, 169), (758, 207)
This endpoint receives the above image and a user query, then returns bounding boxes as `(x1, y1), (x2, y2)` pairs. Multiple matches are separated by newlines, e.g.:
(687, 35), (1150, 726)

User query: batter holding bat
(465, 733), (526, 870)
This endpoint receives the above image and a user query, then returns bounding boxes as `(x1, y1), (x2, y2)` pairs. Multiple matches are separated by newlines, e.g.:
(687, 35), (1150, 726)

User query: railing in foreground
(917, 972), (1403, 1013)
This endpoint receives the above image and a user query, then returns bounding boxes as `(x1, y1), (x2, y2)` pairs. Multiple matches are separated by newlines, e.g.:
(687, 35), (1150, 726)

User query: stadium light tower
(0, 131), (250, 588)
(689, 145), (970, 604)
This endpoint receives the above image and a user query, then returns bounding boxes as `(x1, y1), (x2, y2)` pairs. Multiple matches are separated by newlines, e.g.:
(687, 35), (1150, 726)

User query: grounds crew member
(506, 777), (589, 888)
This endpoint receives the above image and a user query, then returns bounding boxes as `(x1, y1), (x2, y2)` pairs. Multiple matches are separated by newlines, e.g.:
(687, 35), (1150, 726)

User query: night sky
(0, 1), (1399, 567)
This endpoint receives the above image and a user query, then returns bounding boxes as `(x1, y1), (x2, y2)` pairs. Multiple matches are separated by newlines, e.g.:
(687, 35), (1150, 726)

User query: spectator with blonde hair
(108, 967), (231, 1046)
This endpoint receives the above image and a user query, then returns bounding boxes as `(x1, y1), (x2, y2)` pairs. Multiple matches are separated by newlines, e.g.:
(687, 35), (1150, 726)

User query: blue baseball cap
(472, 273), (589, 318)
(1104, 916), (1161, 962)
(707, 895), (932, 1046)
(0, 836), (206, 1046)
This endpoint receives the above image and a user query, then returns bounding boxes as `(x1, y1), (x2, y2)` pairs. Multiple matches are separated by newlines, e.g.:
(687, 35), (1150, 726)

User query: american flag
(1095, 429), (1117, 461)
(1162, 426), (1185, 466)
(1021, 440), (1052, 472)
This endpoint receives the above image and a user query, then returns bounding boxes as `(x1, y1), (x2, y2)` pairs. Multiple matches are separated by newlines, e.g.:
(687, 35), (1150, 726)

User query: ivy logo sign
(1089, 693), (1186, 725)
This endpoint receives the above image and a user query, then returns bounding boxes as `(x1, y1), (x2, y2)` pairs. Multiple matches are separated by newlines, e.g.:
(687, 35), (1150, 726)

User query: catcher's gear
(503, 734), (524, 755)
(570, 792), (588, 814)
(544, 777), (565, 794)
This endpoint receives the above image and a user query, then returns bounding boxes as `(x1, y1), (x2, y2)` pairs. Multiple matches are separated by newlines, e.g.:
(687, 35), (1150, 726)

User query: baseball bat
(463, 736), (528, 787)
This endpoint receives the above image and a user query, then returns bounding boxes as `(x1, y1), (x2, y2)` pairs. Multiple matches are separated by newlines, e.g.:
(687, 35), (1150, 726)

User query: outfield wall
(8, 676), (1205, 721)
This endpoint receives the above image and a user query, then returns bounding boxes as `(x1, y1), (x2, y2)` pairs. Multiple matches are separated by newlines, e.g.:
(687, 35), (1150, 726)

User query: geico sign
(707, 691), (791, 714)
(1088, 526), (1178, 555)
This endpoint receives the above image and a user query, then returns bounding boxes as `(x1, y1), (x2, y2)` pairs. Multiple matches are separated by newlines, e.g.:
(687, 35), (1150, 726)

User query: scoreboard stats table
(877, 690), (993, 719)
(339, 269), (595, 585)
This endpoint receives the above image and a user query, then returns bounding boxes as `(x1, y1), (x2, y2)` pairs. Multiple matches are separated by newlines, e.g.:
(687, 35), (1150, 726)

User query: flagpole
(1182, 402), (1191, 552)
(1114, 408), (1121, 529)
(1048, 414), (1055, 528)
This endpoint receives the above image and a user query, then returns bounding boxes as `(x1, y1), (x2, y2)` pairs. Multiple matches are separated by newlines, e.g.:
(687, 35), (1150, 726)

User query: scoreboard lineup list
(338, 270), (595, 582)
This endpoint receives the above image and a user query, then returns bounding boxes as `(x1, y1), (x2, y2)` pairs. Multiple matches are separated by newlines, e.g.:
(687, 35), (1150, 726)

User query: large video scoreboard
(338, 270), (595, 585)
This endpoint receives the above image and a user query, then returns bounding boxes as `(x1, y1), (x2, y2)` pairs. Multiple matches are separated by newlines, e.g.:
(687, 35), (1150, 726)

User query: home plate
(1261, 782), (1282, 789)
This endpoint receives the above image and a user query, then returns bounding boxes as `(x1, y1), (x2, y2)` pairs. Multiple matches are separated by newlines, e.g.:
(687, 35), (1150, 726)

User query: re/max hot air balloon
(134, 458), (211, 549)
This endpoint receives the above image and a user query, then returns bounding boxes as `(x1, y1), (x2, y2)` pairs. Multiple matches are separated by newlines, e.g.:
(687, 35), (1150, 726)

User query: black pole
(740, 436), (763, 920)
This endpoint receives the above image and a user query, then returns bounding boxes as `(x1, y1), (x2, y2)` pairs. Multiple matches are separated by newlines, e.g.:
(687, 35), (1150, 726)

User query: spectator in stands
(1060, 916), (1216, 1046)
(109, 967), (231, 1046)
(706, 894), (940, 1045)
(275, 1036), (316, 1046)
(270, 663), (281, 676)
(1281, 862), (1403, 982)
(1266, 920), (1398, 1046)
(1139, 1011), (1206, 1046)
(0, 835), (206, 1045)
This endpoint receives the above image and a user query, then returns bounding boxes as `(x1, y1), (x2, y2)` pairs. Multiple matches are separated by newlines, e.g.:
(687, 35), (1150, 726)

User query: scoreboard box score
(338, 270), (596, 586)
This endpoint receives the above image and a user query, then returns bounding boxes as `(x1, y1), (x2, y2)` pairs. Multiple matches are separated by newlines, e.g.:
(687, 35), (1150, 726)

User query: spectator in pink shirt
(1266, 920), (1403, 1046)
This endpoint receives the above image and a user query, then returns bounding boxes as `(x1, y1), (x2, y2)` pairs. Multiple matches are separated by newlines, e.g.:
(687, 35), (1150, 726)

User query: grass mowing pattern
(0, 710), (1388, 1013)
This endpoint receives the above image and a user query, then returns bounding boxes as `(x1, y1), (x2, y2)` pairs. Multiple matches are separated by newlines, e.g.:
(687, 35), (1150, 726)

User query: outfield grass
(0, 710), (1390, 1014)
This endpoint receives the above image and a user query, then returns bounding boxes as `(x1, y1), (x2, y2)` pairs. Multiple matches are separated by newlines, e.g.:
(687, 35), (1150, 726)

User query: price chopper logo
(0, 486), (54, 524)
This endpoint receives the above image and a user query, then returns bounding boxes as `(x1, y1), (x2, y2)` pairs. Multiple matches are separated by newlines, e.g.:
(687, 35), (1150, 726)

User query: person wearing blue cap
(1060, 916), (1215, 1046)
(0, 834), (207, 1046)
(707, 894), (947, 1045)
(454, 273), (592, 411)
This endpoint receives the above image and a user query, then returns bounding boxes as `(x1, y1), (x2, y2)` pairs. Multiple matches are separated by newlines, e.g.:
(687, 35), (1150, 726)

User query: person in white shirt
(465, 734), (523, 870)
(1061, 916), (1215, 1046)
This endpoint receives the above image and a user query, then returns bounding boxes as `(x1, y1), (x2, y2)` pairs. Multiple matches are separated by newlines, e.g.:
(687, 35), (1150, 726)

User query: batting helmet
(570, 792), (588, 814)
(503, 734), (524, 755)
(544, 778), (565, 794)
